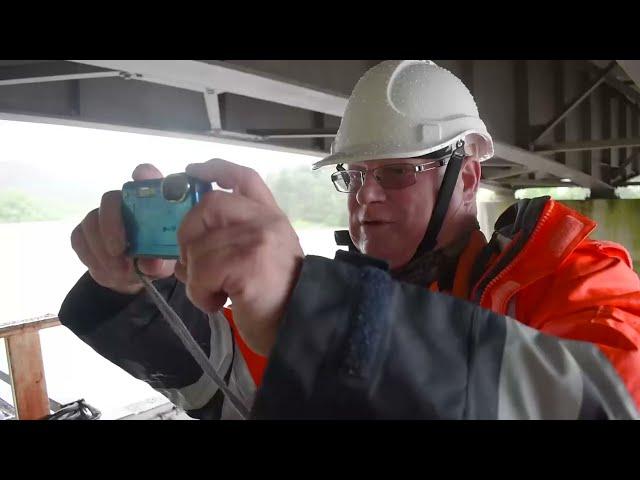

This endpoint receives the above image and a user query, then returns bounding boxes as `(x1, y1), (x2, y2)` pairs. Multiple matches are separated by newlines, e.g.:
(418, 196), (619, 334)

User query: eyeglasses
(331, 158), (449, 193)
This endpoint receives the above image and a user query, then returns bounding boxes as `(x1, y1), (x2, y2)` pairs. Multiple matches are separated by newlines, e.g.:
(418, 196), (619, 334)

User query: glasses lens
(331, 171), (356, 192)
(375, 164), (416, 189)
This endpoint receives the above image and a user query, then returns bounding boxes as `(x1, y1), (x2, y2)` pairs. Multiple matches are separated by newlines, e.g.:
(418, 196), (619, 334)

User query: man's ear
(460, 157), (481, 204)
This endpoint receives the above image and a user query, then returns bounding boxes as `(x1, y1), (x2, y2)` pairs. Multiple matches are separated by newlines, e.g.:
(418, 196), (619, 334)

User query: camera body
(122, 173), (212, 259)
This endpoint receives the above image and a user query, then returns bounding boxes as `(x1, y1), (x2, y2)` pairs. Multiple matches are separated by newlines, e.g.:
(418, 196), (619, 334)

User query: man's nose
(355, 171), (386, 205)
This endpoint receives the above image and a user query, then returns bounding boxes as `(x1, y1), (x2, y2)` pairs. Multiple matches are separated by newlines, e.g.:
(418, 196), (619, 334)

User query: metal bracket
(203, 88), (222, 131)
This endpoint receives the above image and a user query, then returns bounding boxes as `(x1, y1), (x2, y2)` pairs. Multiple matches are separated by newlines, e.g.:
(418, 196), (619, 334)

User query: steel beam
(0, 71), (121, 87)
(70, 60), (350, 117)
(484, 159), (520, 167)
(494, 141), (613, 191)
(484, 167), (533, 180)
(534, 138), (640, 154)
(506, 178), (579, 187)
(617, 60), (640, 90)
(588, 61), (640, 109)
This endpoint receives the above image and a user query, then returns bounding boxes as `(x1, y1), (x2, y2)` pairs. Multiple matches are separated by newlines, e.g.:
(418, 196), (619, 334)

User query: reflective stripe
(566, 340), (640, 420)
(155, 311), (233, 412)
(498, 319), (639, 419)
(221, 346), (257, 420)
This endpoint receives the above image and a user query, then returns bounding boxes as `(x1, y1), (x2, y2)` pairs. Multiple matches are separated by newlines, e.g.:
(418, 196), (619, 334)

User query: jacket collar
(469, 197), (597, 311)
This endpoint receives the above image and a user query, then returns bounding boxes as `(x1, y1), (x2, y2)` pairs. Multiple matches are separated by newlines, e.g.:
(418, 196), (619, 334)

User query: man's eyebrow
(348, 160), (424, 169)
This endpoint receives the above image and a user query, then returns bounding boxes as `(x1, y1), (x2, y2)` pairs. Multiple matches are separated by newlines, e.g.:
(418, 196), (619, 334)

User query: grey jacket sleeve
(58, 272), (251, 419)
(251, 255), (639, 420)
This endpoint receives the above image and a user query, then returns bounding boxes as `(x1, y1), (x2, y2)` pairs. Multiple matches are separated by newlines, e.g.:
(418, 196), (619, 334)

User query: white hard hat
(313, 60), (494, 170)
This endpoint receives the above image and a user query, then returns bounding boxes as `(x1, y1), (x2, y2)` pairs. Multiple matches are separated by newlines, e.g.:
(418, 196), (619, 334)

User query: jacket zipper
(477, 202), (556, 311)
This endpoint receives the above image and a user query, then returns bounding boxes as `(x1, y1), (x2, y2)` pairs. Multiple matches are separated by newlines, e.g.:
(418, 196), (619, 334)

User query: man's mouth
(361, 219), (393, 226)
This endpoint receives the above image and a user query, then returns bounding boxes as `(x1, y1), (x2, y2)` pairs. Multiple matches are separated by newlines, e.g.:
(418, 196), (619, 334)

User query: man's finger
(71, 224), (101, 270)
(182, 223), (257, 270)
(183, 247), (238, 314)
(99, 190), (127, 257)
(186, 242), (242, 290)
(132, 163), (164, 181)
(185, 283), (229, 314)
(177, 190), (266, 249)
(137, 258), (176, 278)
(174, 255), (228, 312)
(80, 209), (120, 272)
(185, 159), (277, 207)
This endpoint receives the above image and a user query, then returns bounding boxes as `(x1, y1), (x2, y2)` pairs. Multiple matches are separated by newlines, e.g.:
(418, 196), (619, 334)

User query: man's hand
(174, 159), (304, 357)
(70, 163), (176, 295)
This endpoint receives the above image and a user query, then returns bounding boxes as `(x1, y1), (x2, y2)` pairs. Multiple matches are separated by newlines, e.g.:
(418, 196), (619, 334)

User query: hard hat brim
(312, 131), (493, 170)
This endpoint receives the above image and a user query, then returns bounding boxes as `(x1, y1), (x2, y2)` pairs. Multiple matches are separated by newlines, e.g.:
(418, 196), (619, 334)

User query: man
(60, 60), (640, 419)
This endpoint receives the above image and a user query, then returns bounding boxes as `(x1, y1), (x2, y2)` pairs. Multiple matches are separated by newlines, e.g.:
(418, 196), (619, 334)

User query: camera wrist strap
(134, 263), (250, 419)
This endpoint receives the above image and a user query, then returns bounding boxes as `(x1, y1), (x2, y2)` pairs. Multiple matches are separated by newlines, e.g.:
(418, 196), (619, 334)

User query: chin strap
(413, 140), (466, 257)
(334, 229), (358, 252)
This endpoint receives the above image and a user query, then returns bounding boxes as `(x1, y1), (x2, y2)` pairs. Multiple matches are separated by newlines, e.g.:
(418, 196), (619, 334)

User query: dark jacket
(59, 198), (640, 419)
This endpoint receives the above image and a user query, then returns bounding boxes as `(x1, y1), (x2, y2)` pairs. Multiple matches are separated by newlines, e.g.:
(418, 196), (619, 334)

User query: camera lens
(162, 174), (190, 202)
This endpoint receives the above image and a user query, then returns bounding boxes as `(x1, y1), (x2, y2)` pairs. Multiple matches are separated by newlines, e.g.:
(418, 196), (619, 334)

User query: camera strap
(134, 262), (250, 420)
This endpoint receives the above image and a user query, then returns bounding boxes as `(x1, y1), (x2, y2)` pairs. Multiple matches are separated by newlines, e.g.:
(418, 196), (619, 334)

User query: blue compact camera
(122, 173), (212, 259)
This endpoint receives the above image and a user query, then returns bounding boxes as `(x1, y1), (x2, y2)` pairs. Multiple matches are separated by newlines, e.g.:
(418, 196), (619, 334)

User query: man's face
(347, 158), (444, 269)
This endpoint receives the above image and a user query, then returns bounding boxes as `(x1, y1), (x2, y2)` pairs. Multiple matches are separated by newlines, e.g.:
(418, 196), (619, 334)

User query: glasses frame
(331, 157), (449, 193)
